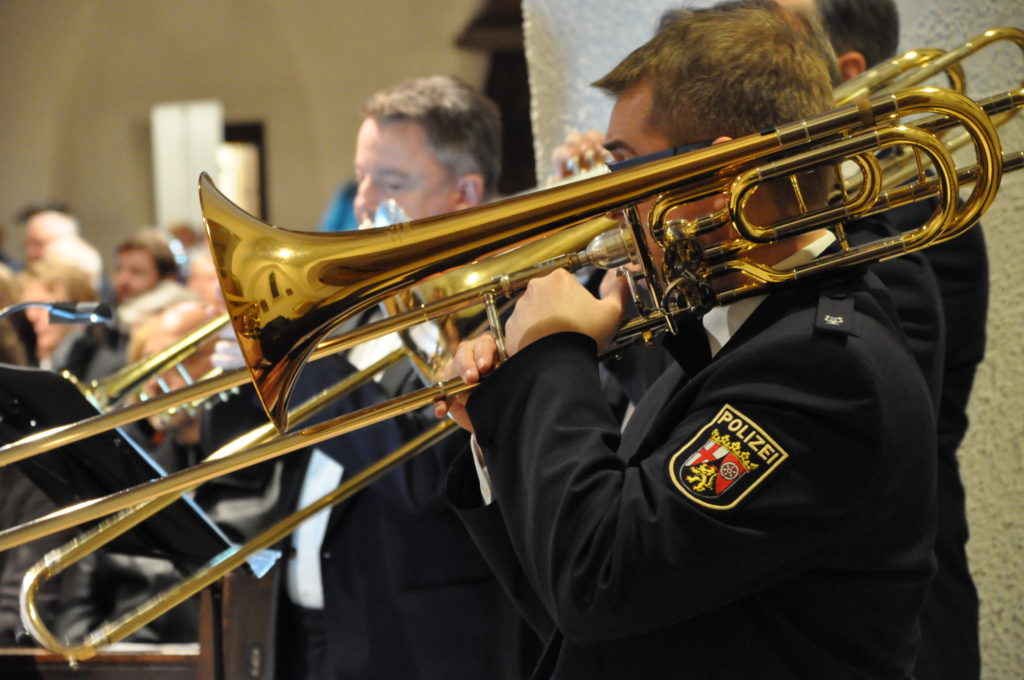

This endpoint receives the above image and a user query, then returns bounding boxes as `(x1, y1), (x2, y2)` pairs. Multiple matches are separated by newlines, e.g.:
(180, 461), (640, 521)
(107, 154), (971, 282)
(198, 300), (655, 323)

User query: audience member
(0, 264), (73, 645)
(185, 246), (226, 313)
(0, 264), (28, 367)
(44, 234), (104, 292)
(16, 260), (101, 376)
(22, 210), (79, 266)
(113, 229), (194, 330)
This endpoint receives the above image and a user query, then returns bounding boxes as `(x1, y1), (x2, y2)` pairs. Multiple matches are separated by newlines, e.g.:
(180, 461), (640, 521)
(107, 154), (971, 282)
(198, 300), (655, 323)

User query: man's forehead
(359, 117), (432, 153)
(604, 80), (676, 157)
(118, 248), (155, 265)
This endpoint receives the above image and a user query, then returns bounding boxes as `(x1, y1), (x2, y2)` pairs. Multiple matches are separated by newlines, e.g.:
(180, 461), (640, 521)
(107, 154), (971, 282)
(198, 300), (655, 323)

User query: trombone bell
(200, 172), (629, 431)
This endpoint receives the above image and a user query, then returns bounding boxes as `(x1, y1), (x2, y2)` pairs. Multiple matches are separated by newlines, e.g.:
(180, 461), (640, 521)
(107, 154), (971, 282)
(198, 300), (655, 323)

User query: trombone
(2, 27), (1019, 465)
(2, 83), (1013, 661)
(64, 314), (230, 412)
(208, 85), (999, 430)
(835, 26), (1024, 105)
(0, 84), (1004, 557)
(9, 211), (623, 662)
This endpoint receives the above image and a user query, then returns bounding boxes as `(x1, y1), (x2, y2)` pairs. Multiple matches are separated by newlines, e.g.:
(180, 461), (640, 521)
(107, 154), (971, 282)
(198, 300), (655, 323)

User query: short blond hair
(594, 3), (835, 141)
(18, 258), (98, 303)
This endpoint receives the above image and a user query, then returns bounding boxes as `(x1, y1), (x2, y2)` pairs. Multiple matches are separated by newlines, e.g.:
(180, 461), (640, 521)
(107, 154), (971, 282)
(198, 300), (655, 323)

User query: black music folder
(0, 364), (275, 576)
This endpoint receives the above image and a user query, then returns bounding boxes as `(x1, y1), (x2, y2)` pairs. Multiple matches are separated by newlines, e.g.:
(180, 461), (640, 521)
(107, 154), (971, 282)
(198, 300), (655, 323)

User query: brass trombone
(835, 26), (1024, 105)
(1, 84), (1010, 662)
(0, 86), (1004, 552)
(2, 26), (1019, 466)
(64, 314), (230, 412)
(207, 86), (998, 430)
(9, 212), (623, 662)
(835, 27), (1023, 195)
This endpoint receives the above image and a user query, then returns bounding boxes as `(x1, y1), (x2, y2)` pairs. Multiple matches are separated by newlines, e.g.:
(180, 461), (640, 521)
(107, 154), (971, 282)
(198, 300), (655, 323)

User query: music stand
(0, 364), (276, 576)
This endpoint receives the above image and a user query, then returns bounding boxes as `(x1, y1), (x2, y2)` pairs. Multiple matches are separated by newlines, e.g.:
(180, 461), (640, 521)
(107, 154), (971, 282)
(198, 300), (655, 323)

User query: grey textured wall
(523, 0), (1023, 676)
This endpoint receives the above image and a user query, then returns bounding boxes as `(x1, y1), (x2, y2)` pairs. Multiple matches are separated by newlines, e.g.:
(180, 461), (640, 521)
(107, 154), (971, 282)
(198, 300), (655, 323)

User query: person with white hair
(22, 210), (80, 265)
(44, 235), (104, 291)
(185, 246), (225, 313)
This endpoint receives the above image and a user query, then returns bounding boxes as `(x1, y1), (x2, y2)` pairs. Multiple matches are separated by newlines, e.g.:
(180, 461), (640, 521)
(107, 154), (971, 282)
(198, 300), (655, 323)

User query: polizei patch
(668, 404), (788, 509)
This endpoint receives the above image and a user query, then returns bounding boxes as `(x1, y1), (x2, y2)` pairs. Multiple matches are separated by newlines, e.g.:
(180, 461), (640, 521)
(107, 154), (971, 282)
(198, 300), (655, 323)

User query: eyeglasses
(606, 138), (716, 173)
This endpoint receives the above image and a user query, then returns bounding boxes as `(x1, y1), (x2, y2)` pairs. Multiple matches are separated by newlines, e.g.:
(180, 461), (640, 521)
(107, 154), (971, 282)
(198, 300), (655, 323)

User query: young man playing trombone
(438, 4), (938, 678)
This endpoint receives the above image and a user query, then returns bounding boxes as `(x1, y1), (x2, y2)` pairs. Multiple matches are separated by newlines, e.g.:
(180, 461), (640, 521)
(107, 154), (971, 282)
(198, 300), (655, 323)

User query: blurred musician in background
(438, 4), (940, 678)
(185, 246), (226, 313)
(112, 229), (193, 331)
(776, 2), (986, 677)
(209, 75), (538, 679)
(15, 260), (107, 379)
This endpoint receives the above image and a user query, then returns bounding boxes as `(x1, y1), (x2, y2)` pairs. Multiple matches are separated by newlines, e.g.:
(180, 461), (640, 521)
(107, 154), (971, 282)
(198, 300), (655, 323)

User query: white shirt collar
(701, 231), (836, 357)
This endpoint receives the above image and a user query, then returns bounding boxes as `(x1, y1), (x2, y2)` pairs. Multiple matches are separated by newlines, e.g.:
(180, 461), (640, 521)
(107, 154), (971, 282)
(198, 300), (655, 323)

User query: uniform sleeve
(447, 449), (557, 640)
(466, 329), (901, 643)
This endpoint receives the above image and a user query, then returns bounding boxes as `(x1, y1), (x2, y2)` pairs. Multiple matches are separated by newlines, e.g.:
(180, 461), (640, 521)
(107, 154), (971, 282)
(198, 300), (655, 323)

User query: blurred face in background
(137, 303), (216, 443)
(19, 277), (73, 360)
(24, 212), (77, 264)
(186, 252), (225, 312)
(113, 248), (162, 303)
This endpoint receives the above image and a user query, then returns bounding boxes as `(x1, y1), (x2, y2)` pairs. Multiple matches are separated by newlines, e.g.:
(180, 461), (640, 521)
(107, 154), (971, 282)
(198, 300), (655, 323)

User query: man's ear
(453, 173), (485, 210)
(837, 50), (868, 81)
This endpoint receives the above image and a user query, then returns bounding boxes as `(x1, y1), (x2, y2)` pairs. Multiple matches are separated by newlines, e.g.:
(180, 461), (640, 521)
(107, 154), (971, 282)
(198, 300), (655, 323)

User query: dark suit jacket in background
(206, 353), (539, 680)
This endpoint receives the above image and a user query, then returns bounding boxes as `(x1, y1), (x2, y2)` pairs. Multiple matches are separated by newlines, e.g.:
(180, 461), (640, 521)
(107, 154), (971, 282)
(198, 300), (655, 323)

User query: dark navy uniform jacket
(448, 271), (937, 679)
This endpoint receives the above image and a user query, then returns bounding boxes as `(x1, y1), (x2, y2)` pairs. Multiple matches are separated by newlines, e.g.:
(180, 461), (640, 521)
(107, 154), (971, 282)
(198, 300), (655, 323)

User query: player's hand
(549, 129), (612, 183)
(505, 268), (625, 355)
(434, 333), (499, 433)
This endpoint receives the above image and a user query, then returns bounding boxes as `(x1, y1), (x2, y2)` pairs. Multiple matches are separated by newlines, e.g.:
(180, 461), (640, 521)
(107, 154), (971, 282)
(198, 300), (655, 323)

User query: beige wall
(0, 0), (488, 266)
(525, 0), (1023, 676)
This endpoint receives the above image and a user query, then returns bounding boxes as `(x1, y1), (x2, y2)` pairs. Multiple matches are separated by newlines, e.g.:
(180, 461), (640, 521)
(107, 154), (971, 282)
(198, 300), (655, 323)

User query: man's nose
(353, 180), (379, 224)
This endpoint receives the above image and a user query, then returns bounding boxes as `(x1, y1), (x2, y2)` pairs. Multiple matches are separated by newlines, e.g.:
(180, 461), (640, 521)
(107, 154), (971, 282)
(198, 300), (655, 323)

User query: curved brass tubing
(20, 416), (457, 664)
(0, 83), (1012, 664)
(834, 47), (965, 105)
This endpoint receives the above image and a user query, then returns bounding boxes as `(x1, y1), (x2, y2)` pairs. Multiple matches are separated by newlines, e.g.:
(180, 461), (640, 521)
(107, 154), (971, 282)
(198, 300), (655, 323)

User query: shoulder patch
(668, 404), (789, 510)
